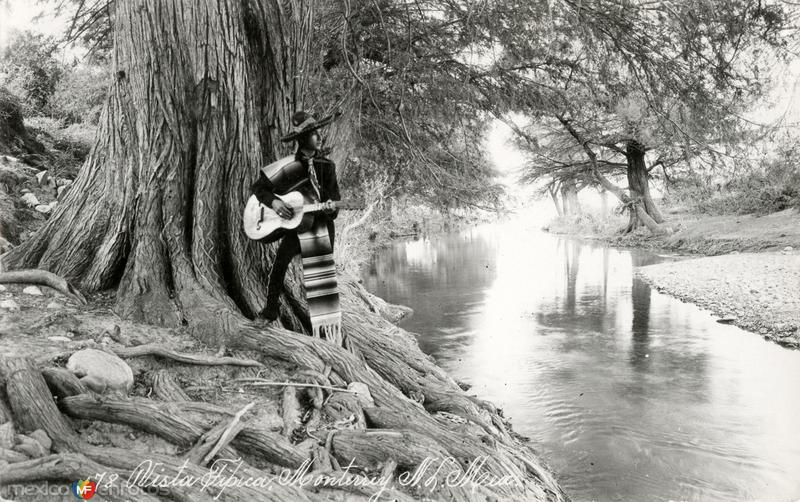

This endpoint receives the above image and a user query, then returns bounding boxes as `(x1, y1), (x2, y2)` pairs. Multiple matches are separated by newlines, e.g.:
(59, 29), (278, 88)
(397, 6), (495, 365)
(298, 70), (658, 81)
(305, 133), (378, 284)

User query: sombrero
(280, 110), (341, 143)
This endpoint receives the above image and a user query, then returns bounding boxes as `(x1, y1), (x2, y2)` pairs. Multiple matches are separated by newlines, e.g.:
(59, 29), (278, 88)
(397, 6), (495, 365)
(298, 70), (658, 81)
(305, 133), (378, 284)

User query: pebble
(20, 193), (39, 207)
(22, 286), (43, 296)
(20, 188), (31, 194)
(0, 285), (6, 292)
(0, 299), (19, 311)
(46, 301), (64, 309)
(35, 170), (49, 185)
(47, 336), (72, 343)
(34, 204), (52, 214)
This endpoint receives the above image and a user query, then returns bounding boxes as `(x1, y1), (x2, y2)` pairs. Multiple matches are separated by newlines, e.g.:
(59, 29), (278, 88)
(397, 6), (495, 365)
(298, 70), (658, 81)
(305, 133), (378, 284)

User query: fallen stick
(112, 343), (263, 367)
(234, 378), (356, 393)
(0, 269), (87, 304)
(184, 402), (254, 466)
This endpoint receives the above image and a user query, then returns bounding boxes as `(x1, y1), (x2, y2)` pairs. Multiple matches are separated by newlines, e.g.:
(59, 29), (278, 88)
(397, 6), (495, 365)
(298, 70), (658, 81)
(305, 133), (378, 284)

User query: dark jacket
(251, 151), (341, 221)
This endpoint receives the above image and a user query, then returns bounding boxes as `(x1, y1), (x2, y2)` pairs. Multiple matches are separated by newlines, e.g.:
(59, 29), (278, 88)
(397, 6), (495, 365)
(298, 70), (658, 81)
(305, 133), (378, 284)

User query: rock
(46, 301), (64, 309)
(347, 382), (375, 408)
(20, 192), (39, 207)
(48, 200), (57, 208)
(0, 299), (19, 311)
(28, 430), (52, 452)
(784, 246), (794, 251)
(34, 203), (52, 214)
(57, 184), (70, 198)
(35, 170), (50, 185)
(22, 286), (43, 296)
(20, 188), (31, 194)
(48, 336), (72, 343)
(13, 435), (47, 458)
(67, 348), (134, 394)
(0, 285), (6, 292)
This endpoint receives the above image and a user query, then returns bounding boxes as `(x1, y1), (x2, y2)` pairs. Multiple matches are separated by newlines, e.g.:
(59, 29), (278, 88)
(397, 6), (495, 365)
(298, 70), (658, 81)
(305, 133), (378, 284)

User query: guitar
(243, 191), (362, 242)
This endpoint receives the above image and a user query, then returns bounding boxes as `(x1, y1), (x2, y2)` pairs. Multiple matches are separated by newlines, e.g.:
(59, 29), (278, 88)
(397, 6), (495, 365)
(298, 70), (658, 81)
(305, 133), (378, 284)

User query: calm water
(362, 220), (800, 502)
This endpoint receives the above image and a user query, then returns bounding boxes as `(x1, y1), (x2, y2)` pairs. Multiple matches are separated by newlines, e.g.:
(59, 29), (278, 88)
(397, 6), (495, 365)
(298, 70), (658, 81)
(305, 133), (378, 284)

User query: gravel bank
(636, 250), (800, 349)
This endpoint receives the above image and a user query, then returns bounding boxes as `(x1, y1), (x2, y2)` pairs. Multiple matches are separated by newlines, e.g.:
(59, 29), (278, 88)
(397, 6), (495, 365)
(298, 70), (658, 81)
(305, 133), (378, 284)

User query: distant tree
(0, 31), (64, 113)
(471, 0), (790, 233)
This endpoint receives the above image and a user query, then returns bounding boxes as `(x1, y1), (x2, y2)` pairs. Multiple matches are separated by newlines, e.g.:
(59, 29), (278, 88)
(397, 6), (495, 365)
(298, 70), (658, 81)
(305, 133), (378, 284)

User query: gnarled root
(0, 269), (87, 304)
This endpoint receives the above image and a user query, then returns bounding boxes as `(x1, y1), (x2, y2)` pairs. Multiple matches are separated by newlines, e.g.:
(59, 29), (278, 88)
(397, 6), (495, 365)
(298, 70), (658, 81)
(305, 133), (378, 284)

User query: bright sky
(0, 0), (75, 59)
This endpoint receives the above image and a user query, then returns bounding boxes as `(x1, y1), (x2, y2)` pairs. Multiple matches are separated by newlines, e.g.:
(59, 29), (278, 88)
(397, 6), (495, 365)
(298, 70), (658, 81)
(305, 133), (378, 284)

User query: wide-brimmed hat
(280, 110), (341, 143)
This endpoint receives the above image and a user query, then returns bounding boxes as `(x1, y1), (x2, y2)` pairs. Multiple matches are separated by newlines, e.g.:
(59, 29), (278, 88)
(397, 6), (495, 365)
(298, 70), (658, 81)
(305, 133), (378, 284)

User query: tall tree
(476, 0), (789, 232)
(4, 0), (316, 335)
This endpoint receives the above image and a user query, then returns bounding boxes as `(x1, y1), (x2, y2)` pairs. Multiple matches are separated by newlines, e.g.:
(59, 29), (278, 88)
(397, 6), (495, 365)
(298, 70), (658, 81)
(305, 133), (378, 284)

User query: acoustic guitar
(242, 191), (361, 242)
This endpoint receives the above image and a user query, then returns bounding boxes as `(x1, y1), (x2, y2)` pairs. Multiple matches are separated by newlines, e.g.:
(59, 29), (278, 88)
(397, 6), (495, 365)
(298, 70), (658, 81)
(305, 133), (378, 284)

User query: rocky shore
(636, 249), (800, 348)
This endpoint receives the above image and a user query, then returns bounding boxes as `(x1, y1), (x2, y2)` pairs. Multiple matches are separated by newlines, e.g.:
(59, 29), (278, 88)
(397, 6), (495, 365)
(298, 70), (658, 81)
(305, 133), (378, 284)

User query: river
(361, 220), (800, 502)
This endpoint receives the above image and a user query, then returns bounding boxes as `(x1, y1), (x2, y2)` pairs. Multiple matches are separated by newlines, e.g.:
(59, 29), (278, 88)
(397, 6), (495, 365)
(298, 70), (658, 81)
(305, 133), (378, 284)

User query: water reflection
(362, 221), (800, 502)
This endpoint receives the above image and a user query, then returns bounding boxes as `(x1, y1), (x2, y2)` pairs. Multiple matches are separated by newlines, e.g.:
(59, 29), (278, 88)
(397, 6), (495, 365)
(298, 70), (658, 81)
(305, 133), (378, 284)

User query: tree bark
(1, 0), (313, 330)
(549, 187), (564, 217)
(626, 141), (665, 224)
(560, 180), (580, 216)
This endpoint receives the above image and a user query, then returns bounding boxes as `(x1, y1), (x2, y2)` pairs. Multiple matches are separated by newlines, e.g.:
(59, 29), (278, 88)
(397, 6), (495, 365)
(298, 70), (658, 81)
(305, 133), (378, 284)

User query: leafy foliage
(0, 31), (64, 113)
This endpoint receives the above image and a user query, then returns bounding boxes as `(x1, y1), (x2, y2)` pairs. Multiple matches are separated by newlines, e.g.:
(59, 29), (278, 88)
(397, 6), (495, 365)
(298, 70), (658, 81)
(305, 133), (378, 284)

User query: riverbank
(545, 208), (800, 348)
(636, 251), (800, 348)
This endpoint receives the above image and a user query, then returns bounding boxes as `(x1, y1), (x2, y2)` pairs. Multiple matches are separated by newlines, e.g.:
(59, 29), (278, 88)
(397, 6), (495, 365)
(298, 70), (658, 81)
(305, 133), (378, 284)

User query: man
(251, 111), (341, 338)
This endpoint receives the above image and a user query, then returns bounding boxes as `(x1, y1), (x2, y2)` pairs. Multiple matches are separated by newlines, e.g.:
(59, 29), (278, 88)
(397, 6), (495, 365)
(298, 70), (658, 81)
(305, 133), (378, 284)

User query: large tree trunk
(626, 141), (665, 224)
(549, 186), (564, 217)
(3, 0), (316, 330)
(560, 179), (580, 216)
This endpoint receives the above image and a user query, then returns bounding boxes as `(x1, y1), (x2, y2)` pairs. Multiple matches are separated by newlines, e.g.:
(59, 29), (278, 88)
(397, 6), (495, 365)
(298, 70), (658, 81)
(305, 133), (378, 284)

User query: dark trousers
(263, 220), (335, 320)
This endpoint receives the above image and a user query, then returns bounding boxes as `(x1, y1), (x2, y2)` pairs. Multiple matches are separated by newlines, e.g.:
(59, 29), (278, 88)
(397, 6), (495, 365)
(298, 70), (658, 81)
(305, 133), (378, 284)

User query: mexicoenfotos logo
(71, 479), (97, 499)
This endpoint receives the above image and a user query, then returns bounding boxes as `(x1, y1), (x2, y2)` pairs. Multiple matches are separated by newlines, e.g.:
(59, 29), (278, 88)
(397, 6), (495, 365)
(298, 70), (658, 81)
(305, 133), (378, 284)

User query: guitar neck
(304, 200), (357, 212)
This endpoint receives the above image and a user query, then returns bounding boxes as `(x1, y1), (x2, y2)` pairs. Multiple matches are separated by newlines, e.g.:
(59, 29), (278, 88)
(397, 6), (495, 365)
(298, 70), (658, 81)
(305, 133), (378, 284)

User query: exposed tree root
(149, 369), (191, 401)
(58, 393), (307, 469)
(112, 343), (264, 368)
(0, 269), (87, 304)
(0, 454), (164, 502)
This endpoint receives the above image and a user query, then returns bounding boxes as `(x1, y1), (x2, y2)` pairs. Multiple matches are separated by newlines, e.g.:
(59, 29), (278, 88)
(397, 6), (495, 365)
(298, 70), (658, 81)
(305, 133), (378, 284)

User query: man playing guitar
(251, 110), (341, 329)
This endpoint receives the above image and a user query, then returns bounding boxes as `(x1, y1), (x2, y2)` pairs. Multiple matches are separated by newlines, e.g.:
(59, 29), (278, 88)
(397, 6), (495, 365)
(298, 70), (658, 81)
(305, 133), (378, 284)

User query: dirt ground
(608, 208), (800, 255)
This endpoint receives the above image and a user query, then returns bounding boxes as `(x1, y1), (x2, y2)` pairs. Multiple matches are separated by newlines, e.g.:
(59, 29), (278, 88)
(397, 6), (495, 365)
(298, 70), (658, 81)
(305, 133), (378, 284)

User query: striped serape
(298, 220), (342, 345)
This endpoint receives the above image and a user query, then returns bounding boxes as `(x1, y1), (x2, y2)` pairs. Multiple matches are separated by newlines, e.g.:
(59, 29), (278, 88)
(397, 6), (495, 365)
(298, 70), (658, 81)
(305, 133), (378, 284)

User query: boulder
(13, 435), (47, 458)
(28, 429), (52, 452)
(67, 348), (134, 394)
(20, 193), (39, 207)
